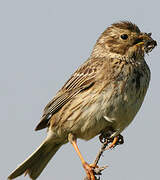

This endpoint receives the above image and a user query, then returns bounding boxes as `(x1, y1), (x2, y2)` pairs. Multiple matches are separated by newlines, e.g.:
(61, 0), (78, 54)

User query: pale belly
(67, 70), (150, 140)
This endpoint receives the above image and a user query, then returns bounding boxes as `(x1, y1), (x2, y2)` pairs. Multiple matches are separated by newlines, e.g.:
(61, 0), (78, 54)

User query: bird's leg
(68, 133), (96, 180)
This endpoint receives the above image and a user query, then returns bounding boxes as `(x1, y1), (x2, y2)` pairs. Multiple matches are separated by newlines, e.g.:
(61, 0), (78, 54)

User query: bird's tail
(8, 139), (62, 180)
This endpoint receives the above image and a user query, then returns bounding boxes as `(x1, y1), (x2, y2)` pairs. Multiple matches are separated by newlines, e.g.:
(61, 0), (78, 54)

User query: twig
(83, 134), (124, 180)
(93, 140), (108, 166)
(83, 141), (109, 180)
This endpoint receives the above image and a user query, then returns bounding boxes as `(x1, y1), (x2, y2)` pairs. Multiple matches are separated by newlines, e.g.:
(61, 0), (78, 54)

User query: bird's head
(91, 21), (157, 61)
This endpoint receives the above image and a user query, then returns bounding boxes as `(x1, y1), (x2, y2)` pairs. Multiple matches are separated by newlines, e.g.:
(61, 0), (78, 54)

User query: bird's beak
(135, 33), (157, 53)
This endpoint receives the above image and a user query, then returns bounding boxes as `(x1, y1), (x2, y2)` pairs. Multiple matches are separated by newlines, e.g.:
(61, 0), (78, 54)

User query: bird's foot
(99, 134), (124, 149)
(83, 162), (96, 180)
(83, 163), (107, 180)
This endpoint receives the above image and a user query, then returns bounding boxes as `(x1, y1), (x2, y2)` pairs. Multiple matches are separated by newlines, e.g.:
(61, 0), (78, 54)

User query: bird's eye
(121, 34), (128, 40)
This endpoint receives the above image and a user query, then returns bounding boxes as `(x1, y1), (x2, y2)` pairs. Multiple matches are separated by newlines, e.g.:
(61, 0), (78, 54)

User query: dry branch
(83, 140), (109, 180)
(83, 134), (124, 180)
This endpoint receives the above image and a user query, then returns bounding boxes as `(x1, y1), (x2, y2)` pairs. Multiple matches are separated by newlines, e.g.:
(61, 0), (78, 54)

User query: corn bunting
(8, 21), (157, 180)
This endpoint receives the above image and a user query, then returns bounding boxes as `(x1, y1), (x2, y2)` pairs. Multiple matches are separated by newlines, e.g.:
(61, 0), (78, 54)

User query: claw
(83, 162), (96, 180)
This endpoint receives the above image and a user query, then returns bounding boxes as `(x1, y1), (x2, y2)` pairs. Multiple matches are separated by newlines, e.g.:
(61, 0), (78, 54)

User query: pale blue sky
(1, 0), (159, 180)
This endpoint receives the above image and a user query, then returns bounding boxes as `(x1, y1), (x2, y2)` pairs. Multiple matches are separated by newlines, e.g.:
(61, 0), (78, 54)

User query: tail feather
(8, 140), (62, 180)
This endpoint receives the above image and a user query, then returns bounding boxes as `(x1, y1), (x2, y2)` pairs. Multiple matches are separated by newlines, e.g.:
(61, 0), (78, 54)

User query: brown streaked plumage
(8, 21), (157, 180)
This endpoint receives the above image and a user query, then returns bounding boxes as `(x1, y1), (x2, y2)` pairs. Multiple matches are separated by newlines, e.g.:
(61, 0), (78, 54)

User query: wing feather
(35, 58), (102, 130)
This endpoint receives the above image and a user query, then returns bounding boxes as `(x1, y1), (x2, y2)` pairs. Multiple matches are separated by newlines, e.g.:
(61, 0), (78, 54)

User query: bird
(8, 21), (157, 180)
